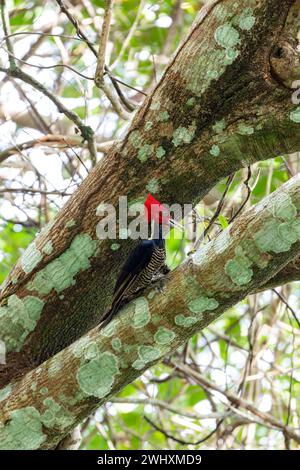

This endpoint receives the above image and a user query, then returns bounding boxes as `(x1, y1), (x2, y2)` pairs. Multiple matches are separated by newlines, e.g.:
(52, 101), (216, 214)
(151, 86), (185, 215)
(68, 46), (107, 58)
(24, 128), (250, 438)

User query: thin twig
(272, 289), (300, 329)
(172, 361), (300, 445)
(12, 79), (52, 134)
(110, 397), (229, 421)
(0, 0), (16, 69)
(0, 31), (90, 43)
(93, 0), (132, 120)
(192, 173), (234, 252)
(0, 65), (97, 161)
(229, 166), (252, 223)
(0, 135), (114, 164)
(0, 188), (73, 196)
(95, 0), (113, 82)
(0, 46), (95, 81)
(55, 0), (136, 112)
(281, 155), (295, 178)
(144, 415), (223, 446)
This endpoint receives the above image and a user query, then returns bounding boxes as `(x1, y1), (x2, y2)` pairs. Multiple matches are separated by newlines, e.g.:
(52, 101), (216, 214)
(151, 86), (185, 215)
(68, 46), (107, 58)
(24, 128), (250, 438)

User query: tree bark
(0, 0), (300, 449)
(1, 174), (300, 449)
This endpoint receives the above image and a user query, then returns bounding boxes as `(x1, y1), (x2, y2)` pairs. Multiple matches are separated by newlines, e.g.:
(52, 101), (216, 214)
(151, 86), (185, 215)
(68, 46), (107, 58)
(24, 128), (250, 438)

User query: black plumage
(99, 222), (168, 329)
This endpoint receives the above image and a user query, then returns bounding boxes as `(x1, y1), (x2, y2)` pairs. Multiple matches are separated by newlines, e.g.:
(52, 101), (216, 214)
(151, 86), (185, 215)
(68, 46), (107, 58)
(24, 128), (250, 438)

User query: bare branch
(0, 65), (97, 161)
(95, 0), (113, 83)
(0, 135), (114, 164)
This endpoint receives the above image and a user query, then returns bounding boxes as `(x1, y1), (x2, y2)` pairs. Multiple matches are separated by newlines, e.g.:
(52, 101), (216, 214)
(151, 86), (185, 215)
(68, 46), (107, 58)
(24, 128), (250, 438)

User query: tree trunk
(0, 0), (300, 449)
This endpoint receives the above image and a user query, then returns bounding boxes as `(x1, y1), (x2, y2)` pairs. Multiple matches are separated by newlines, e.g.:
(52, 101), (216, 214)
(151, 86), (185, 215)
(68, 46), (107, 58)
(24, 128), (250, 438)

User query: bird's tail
(98, 302), (122, 330)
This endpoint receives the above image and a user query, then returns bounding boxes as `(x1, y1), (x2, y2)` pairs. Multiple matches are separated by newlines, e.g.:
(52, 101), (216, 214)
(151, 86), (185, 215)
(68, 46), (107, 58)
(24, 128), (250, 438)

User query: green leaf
(218, 214), (229, 229)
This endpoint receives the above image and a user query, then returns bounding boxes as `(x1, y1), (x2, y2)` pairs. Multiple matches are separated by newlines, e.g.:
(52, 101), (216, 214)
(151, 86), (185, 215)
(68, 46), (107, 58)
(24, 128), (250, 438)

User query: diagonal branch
(0, 136), (115, 164)
(95, 0), (113, 83)
(0, 66), (97, 162)
(0, 0), (300, 378)
(55, 0), (135, 115)
(1, 174), (300, 449)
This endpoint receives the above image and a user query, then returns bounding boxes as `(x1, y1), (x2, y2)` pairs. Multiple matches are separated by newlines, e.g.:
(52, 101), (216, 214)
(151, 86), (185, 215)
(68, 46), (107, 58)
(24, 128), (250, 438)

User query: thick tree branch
(1, 174), (300, 449)
(0, 0), (300, 378)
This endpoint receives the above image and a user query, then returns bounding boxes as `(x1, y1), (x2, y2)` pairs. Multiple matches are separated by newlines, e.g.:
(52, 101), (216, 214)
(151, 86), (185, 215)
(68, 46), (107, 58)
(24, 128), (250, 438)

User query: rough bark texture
(0, 0), (300, 369)
(1, 175), (300, 449)
(0, 0), (300, 450)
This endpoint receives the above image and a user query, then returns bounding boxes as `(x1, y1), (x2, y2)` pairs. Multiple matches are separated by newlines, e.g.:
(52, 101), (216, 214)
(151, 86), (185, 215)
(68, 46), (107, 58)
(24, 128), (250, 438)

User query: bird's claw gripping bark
(151, 271), (170, 294)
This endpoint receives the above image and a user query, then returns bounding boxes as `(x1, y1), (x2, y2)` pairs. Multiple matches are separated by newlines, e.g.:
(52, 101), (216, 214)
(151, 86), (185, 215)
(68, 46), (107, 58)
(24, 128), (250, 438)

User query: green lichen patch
(132, 359), (145, 370)
(175, 315), (198, 327)
(111, 337), (122, 351)
(0, 295), (45, 352)
(210, 145), (220, 157)
(156, 146), (166, 159)
(215, 3), (231, 20)
(186, 97), (196, 107)
(146, 178), (160, 194)
(150, 102), (160, 111)
(188, 296), (219, 315)
(0, 407), (46, 450)
(129, 130), (143, 148)
(239, 238), (269, 269)
(154, 327), (176, 345)
(215, 23), (240, 49)
(212, 119), (226, 134)
(138, 345), (161, 363)
(239, 14), (255, 31)
(101, 321), (116, 338)
(225, 48), (239, 63)
(290, 107), (300, 123)
(21, 242), (43, 274)
(133, 297), (151, 328)
(77, 352), (119, 398)
(132, 344), (162, 370)
(172, 123), (196, 147)
(72, 335), (92, 359)
(254, 219), (298, 254)
(41, 397), (74, 430)
(156, 111), (170, 122)
(59, 390), (85, 407)
(278, 220), (300, 244)
(225, 249), (253, 286)
(83, 342), (99, 361)
(145, 121), (153, 131)
(270, 193), (297, 221)
(137, 144), (154, 162)
(27, 234), (97, 296)
(237, 123), (254, 135)
(110, 243), (121, 251)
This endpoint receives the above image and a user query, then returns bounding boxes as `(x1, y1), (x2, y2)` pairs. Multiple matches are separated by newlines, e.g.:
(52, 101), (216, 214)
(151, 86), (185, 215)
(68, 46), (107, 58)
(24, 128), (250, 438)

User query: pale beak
(169, 218), (184, 231)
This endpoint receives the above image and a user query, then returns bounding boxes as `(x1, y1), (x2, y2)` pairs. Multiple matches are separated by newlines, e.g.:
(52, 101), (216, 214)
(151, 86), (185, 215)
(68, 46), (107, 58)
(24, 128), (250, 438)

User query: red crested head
(144, 194), (170, 225)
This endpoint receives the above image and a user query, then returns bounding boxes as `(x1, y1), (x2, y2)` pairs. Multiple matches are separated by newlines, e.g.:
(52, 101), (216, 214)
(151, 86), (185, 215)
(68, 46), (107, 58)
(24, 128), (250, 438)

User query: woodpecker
(99, 194), (180, 328)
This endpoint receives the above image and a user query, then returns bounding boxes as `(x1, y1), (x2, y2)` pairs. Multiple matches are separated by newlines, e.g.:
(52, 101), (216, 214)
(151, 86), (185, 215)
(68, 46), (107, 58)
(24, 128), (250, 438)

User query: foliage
(0, 0), (299, 450)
